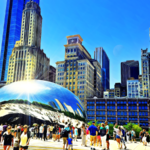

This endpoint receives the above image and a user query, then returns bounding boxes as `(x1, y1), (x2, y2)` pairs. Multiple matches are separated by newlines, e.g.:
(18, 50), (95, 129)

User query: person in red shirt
(21, 125), (24, 133)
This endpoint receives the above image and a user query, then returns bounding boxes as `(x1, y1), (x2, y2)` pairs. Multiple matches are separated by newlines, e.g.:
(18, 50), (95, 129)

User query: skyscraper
(0, 0), (40, 84)
(121, 60), (139, 87)
(6, 1), (49, 84)
(94, 47), (110, 91)
(141, 48), (150, 97)
(56, 35), (102, 106)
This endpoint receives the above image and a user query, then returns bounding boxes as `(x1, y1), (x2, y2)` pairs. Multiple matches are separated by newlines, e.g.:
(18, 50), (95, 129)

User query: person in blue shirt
(67, 133), (73, 150)
(88, 121), (98, 147)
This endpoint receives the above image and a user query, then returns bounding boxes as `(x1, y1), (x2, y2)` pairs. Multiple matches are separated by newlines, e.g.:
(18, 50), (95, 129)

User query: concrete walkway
(0, 139), (150, 150)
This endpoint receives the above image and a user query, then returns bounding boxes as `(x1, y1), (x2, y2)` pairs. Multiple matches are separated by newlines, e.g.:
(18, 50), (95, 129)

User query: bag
(60, 129), (67, 138)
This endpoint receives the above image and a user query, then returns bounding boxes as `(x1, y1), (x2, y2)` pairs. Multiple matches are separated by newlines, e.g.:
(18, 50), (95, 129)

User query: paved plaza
(0, 139), (150, 150)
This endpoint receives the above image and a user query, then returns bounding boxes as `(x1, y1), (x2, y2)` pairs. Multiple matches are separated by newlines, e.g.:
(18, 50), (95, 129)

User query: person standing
(139, 131), (143, 143)
(131, 129), (136, 143)
(146, 132), (149, 144)
(14, 125), (18, 138)
(19, 125), (30, 150)
(88, 121), (98, 149)
(3, 123), (7, 133)
(67, 133), (73, 150)
(97, 126), (102, 147)
(142, 133), (147, 146)
(113, 123), (122, 149)
(43, 124), (47, 141)
(105, 121), (109, 150)
(113, 130), (116, 141)
(86, 125), (90, 144)
(34, 125), (38, 139)
(39, 124), (44, 140)
(47, 125), (50, 140)
(74, 127), (78, 142)
(81, 123), (87, 147)
(61, 125), (70, 150)
(3, 126), (13, 150)
(0, 123), (3, 142)
(50, 124), (53, 139)
(126, 130), (130, 143)
(100, 123), (107, 150)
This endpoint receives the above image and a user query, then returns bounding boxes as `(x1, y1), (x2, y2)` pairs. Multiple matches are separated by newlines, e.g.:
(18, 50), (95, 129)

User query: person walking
(19, 125), (30, 150)
(142, 133), (147, 146)
(120, 126), (127, 149)
(113, 130), (116, 141)
(88, 121), (98, 150)
(81, 123), (87, 147)
(105, 121), (110, 150)
(97, 126), (102, 147)
(100, 123), (107, 150)
(67, 133), (73, 150)
(113, 123), (122, 149)
(86, 125), (90, 144)
(2, 126), (13, 150)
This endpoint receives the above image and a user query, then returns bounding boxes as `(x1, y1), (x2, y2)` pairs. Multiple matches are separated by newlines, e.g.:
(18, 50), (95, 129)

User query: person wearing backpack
(19, 125), (30, 150)
(61, 125), (70, 150)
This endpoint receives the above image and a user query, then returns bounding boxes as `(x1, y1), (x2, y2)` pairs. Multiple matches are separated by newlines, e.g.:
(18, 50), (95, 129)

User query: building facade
(103, 89), (114, 98)
(121, 60), (139, 87)
(115, 83), (127, 97)
(6, 1), (49, 84)
(56, 35), (102, 105)
(94, 47), (110, 91)
(86, 98), (150, 129)
(141, 49), (150, 97)
(0, 0), (40, 84)
(49, 65), (56, 83)
(127, 78), (143, 98)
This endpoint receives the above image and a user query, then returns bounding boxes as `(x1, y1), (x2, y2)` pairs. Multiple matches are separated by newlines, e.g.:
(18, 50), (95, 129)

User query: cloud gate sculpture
(0, 80), (86, 125)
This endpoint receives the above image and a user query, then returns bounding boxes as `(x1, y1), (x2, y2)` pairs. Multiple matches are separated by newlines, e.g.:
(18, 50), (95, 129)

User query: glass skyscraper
(94, 47), (110, 91)
(0, 0), (39, 83)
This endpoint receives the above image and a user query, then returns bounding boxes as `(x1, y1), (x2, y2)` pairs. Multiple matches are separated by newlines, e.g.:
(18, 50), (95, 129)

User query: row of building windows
(58, 68), (64, 72)
(96, 117), (106, 120)
(58, 73), (64, 76)
(66, 82), (75, 85)
(66, 76), (76, 79)
(67, 49), (76, 53)
(78, 75), (85, 79)
(67, 55), (76, 58)
(78, 71), (85, 74)
(57, 77), (64, 80)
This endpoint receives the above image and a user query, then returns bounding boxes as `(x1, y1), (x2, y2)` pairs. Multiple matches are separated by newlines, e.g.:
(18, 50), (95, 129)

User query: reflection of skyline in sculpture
(0, 80), (86, 118)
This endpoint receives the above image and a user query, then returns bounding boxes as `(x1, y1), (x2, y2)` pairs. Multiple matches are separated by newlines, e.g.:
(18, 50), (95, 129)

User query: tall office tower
(141, 49), (150, 97)
(0, 0), (40, 85)
(94, 47), (110, 91)
(121, 60), (139, 87)
(56, 35), (102, 106)
(6, 1), (49, 84)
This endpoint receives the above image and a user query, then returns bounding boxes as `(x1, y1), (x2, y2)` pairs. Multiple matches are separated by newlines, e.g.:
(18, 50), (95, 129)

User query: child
(67, 133), (73, 150)
(142, 134), (147, 146)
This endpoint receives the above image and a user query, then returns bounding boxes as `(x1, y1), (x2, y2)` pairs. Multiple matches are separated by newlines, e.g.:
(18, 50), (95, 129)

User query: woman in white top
(113, 123), (122, 149)
(20, 125), (30, 150)
(142, 134), (147, 146)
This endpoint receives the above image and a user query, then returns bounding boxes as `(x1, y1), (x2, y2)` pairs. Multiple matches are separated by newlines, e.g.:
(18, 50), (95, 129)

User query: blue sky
(0, 0), (150, 88)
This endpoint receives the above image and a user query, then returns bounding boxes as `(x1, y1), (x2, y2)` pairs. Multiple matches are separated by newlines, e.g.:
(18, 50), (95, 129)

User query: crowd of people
(0, 121), (149, 150)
